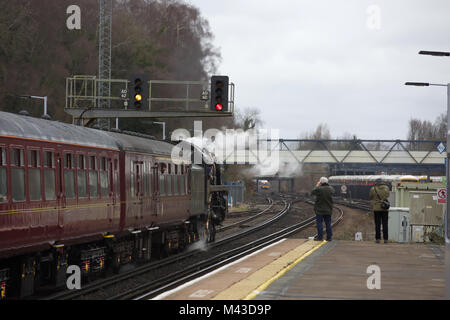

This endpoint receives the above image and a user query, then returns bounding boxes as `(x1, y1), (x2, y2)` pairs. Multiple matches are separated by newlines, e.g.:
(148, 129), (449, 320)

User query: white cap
(320, 177), (328, 184)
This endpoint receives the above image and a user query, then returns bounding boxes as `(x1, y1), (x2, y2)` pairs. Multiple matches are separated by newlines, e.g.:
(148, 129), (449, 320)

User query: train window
(160, 163), (166, 175)
(0, 147), (7, 202)
(44, 151), (54, 168)
(64, 170), (75, 199)
(99, 157), (108, 197)
(0, 168), (6, 202)
(174, 175), (180, 195)
(100, 158), (108, 197)
(168, 164), (172, 175)
(148, 164), (152, 195)
(11, 168), (25, 202)
(10, 148), (25, 202)
(44, 172), (56, 201)
(89, 171), (98, 198)
(100, 157), (107, 171)
(142, 163), (147, 196)
(100, 172), (108, 197)
(89, 156), (97, 170)
(0, 147), (5, 166)
(28, 167), (41, 201)
(88, 155), (98, 198)
(77, 154), (87, 198)
(11, 148), (24, 167)
(78, 170), (87, 199)
(177, 176), (182, 195)
(180, 176), (185, 195)
(87, 157), (96, 198)
(174, 165), (178, 175)
(159, 164), (165, 196)
(64, 154), (73, 169)
(28, 149), (42, 201)
(181, 165), (184, 175)
(160, 175), (165, 196)
(28, 150), (40, 168)
(43, 151), (56, 201)
(115, 171), (119, 196)
(64, 153), (75, 199)
(167, 174), (172, 196)
(78, 155), (85, 170)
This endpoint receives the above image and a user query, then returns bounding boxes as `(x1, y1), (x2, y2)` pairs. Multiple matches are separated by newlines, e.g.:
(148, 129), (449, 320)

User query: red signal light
(215, 103), (223, 111)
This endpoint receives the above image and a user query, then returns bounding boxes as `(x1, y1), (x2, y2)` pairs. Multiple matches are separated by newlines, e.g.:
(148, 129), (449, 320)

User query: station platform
(152, 239), (446, 300)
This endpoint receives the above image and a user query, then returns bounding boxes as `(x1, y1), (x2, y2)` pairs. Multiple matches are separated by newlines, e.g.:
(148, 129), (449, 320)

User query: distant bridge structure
(225, 139), (446, 177)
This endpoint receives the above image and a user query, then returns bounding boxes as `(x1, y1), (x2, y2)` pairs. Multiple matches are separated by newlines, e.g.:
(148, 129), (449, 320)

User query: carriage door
(56, 152), (65, 229)
(107, 158), (116, 226)
(135, 161), (144, 220)
(151, 164), (160, 216)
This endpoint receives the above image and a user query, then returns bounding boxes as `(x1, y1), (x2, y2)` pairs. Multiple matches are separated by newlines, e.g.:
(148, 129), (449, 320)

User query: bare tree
(407, 114), (446, 151)
(433, 113), (446, 140)
(298, 123), (331, 150)
(234, 107), (264, 131)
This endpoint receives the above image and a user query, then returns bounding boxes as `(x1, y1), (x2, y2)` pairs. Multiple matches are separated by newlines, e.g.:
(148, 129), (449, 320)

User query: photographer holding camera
(311, 177), (334, 241)
(369, 178), (391, 244)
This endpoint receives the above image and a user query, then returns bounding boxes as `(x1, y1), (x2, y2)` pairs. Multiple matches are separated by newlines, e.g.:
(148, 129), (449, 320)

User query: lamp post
(18, 95), (48, 116)
(405, 78), (450, 299)
(419, 50), (450, 57)
(153, 121), (166, 140)
(412, 51), (450, 299)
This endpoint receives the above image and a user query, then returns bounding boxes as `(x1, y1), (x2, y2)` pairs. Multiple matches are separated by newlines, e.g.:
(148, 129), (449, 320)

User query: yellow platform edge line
(243, 240), (327, 300)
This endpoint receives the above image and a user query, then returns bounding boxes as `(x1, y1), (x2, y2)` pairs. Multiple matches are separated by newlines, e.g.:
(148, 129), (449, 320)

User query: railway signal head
(210, 75), (229, 112)
(129, 74), (148, 109)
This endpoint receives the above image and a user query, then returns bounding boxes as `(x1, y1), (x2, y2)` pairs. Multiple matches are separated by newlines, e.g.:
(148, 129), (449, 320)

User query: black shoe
(375, 239), (380, 243)
(313, 236), (323, 241)
(326, 239), (332, 242)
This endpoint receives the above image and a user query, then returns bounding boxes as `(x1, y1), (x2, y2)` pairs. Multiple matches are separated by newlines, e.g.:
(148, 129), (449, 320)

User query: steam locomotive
(0, 111), (228, 298)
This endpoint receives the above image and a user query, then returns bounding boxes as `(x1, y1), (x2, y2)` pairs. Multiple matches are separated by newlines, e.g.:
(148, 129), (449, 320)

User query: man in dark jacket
(311, 177), (334, 241)
(369, 178), (390, 243)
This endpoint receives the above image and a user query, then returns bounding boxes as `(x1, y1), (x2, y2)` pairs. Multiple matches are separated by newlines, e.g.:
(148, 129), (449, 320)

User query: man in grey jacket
(311, 177), (334, 241)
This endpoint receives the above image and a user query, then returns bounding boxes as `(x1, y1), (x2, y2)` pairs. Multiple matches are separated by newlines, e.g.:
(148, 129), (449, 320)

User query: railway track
(128, 205), (344, 300)
(113, 201), (344, 300)
(333, 197), (372, 211)
(42, 195), (299, 300)
(216, 198), (274, 233)
(43, 194), (346, 300)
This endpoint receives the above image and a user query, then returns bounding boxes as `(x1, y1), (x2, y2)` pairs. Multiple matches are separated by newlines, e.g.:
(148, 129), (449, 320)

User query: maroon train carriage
(0, 111), (228, 299)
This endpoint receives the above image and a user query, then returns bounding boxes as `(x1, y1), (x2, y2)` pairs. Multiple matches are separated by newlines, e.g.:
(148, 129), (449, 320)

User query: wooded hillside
(0, 0), (232, 137)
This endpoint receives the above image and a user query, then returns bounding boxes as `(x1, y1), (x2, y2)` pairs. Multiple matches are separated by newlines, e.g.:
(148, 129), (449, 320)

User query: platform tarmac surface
(256, 240), (445, 300)
(151, 239), (445, 300)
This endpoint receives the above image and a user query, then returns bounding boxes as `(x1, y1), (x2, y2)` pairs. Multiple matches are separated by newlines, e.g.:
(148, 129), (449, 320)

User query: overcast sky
(188, 0), (450, 140)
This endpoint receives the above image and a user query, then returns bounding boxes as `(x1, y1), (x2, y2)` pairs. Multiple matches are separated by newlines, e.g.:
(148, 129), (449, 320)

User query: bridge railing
(213, 139), (446, 165)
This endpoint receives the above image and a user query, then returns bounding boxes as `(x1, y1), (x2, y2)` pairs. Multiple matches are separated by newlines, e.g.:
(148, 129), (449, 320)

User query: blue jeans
(316, 214), (332, 240)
